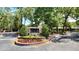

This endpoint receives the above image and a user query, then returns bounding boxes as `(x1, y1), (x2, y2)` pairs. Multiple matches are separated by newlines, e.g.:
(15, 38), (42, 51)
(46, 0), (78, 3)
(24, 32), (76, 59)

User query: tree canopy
(0, 7), (79, 33)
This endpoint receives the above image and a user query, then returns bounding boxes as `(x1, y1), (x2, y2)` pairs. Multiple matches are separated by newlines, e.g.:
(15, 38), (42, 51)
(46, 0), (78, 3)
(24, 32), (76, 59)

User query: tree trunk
(20, 17), (23, 28)
(62, 8), (72, 34)
(62, 15), (68, 33)
(56, 26), (59, 33)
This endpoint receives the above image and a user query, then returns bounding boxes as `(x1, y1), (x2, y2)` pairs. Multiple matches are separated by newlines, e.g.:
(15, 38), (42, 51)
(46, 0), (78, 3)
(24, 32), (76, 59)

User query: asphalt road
(0, 38), (79, 51)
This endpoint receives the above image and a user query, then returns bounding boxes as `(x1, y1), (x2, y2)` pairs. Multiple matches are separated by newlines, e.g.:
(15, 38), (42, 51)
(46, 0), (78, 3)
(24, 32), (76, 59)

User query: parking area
(0, 39), (79, 51)
(0, 32), (79, 51)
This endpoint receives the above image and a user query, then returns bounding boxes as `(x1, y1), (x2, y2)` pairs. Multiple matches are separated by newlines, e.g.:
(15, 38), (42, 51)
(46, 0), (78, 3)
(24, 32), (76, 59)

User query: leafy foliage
(19, 25), (28, 36)
(0, 7), (79, 34)
(76, 20), (79, 25)
(41, 24), (49, 39)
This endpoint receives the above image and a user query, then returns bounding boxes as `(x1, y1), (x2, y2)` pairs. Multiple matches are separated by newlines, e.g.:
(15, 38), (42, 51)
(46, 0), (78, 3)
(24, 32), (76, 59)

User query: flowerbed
(15, 35), (46, 46)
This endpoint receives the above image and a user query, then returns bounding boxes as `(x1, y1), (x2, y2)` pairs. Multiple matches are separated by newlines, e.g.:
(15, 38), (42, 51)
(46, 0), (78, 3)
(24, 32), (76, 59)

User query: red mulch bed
(15, 38), (45, 46)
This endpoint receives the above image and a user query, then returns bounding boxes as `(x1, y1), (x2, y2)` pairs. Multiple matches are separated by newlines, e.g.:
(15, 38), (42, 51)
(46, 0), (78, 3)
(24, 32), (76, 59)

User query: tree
(33, 7), (64, 33)
(12, 15), (21, 31)
(32, 7), (53, 27)
(41, 24), (49, 39)
(19, 25), (28, 36)
(15, 7), (34, 27)
(76, 20), (79, 26)
(73, 8), (79, 20)
(0, 7), (13, 31)
(58, 7), (77, 33)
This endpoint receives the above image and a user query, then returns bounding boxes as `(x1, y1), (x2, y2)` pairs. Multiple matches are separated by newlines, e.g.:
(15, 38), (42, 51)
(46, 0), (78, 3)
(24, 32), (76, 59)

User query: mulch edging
(15, 39), (48, 46)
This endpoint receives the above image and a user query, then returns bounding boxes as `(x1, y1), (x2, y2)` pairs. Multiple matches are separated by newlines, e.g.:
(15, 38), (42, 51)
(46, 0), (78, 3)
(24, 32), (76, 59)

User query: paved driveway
(0, 37), (79, 51)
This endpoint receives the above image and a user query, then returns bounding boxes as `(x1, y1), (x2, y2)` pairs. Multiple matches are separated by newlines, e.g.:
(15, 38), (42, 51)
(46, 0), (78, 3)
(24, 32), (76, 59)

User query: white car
(51, 34), (62, 41)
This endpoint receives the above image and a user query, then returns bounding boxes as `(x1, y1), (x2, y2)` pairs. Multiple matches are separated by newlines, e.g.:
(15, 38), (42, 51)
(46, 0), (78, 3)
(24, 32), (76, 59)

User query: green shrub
(41, 24), (49, 39)
(19, 25), (28, 36)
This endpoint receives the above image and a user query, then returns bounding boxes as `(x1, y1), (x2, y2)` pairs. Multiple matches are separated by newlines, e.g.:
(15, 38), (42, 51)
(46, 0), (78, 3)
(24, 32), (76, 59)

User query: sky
(22, 18), (31, 25)
(67, 16), (76, 22)
(10, 7), (16, 12)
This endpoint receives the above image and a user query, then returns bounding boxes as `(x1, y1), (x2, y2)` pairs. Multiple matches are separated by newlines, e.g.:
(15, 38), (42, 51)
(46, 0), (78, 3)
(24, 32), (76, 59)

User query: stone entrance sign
(28, 27), (41, 36)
